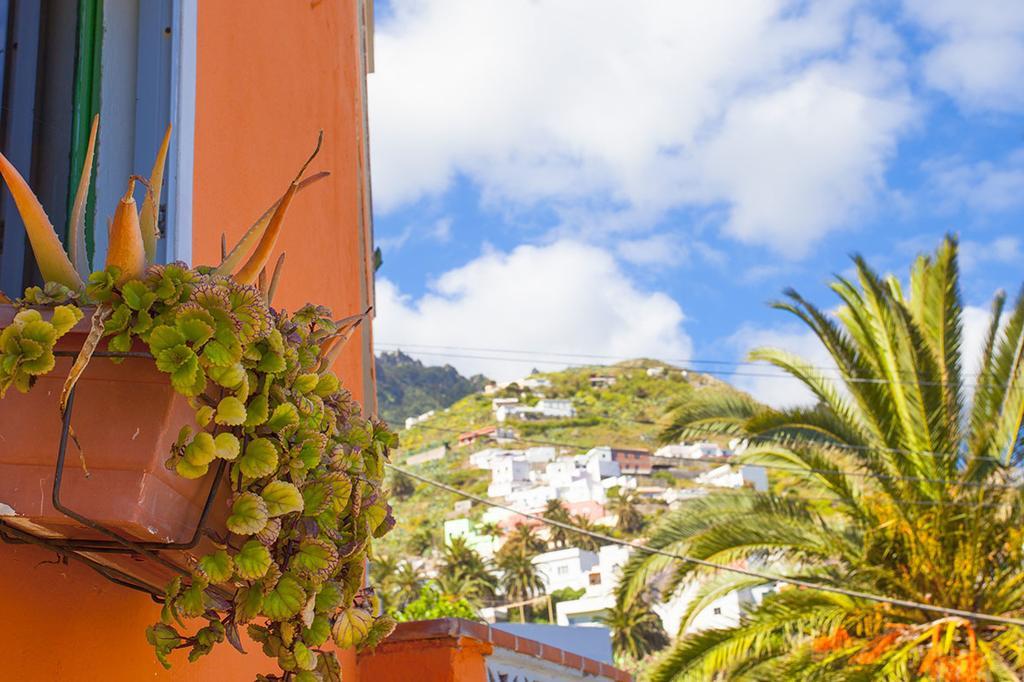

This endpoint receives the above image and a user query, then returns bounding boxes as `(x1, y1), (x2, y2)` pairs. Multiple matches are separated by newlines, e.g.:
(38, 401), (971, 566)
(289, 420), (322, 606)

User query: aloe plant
(0, 127), (395, 681)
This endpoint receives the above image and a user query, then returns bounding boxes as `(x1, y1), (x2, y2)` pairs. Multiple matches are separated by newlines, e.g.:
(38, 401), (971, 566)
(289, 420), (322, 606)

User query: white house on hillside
(533, 547), (600, 593)
(696, 464), (769, 491)
(488, 457), (532, 498)
(655, 441), (728, 459)
(583, 447), (621, 479)
(471, 448), (520, 470)
(496, 399), (576, 422)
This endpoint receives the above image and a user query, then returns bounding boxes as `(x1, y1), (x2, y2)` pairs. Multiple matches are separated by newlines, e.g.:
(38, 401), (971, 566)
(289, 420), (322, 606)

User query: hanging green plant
(0, 122), (396, 681)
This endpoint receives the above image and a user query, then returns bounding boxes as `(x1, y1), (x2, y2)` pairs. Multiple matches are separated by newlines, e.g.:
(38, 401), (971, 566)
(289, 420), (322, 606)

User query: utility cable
(387, 462), (1024, 628)
(375, 344), (997, 388)
(377, 342), (989, 378)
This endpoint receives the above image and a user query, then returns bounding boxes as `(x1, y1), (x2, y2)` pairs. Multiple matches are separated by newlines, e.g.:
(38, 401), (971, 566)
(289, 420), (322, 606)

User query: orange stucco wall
(0, 2), (375, 680)
(192, 0), (376, 412)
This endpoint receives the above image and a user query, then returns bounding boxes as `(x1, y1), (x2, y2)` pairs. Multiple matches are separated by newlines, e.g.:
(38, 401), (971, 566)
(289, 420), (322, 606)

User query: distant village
(399, 367), (773, 640)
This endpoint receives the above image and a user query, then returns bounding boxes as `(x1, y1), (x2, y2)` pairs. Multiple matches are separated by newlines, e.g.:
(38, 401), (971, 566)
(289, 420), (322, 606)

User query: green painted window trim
(67, 0), (103, 269)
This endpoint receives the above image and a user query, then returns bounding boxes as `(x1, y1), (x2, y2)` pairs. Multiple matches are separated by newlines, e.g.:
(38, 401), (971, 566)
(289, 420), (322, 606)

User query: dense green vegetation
(377, 361), (740, 562)
(375, 350), (489, 426)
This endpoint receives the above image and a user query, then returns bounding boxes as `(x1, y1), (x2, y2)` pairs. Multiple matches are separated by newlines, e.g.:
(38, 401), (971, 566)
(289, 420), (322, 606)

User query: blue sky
(367, 0), (1024, 405)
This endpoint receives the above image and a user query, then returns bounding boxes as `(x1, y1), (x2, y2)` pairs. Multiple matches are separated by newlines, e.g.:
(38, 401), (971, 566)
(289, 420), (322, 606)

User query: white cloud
(373, 241), (692, 381)
(727, 324), (835, 408)
(960, 237), (1023, 273)
(905, 0), (1024, 112)
(376, 217), (454, 252)
(614, 234), (725, 269)
(370, 0), (914, 254)
(961, 304), (996, 382)
(925, 150), (1024, 214)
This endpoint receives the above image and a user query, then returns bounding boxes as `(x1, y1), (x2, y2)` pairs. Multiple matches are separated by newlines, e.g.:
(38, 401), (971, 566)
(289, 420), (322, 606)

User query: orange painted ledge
(358, 618), (633, 682)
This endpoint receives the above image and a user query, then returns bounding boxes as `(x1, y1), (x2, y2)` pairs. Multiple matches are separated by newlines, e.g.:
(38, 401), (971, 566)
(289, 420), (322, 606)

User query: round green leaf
(239, 438), (279, 478)
(195, 405), (215, 427)
(226, 492), (269, 535)
(293, 373), (318, 394)
(293, 641), (318, 671)
(176, 315), (214, 345)
(262, 575), (306, 620)
(184, 432), (217, 466)
(314, 583), (344, 614)
(257, 351), (286, 374)
(314, 372), (339, 397)
(214, 432), (241, 460)
(197, 549), (234, 583)
(265, 403), (299, 432)
(302, 614), (331, 647)
(289, 538), (338, 579)
(245, 393), (269, 426)
(301, 481), (332, 517)
(234, 585), (265, 622)
(175, 457), (208, 479)
(176, 581), (207, 617)
(208, 363), (246, 389)
(203, 338), (238, 367)
(50, 305), (84, 337)
(331, 608), (372, 649)
(235, 539), (273, 580)
(262, 480), (304, 517)
(149, 325), (186, 353)
(215, 396), (246, 425)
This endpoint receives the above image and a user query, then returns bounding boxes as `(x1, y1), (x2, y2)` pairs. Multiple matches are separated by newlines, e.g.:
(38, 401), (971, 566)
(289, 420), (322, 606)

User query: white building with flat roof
(655, 441), (727, 459)
(533, 547), (600, 593)
(696, 464), (768, 491)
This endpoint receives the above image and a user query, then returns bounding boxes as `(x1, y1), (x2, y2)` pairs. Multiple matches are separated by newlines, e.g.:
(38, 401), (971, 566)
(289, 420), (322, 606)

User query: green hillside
(378, 359), (743, 558)
(376, 350), (490, 427)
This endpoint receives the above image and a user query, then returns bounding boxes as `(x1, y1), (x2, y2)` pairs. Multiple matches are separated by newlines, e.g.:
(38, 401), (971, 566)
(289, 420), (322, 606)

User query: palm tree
(389, 561), (422, 611)
(409, 526), (434, 555)
(618, 237), (1024, 680)
(497, 551), (546, 622)
(607, 486), (645, 535)
(568, 513), (603, 552)
(543, 499), (573, 548)
(499, 523), (546, 559)
(439, 536), (498, 603)
(370, 554), (401, 609)
(477, 520), (501, 538)
(599, 591), (670, 664)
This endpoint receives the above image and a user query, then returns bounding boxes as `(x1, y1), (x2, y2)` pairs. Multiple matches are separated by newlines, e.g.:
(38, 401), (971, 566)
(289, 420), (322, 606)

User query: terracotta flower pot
(0, 304), (218, 546)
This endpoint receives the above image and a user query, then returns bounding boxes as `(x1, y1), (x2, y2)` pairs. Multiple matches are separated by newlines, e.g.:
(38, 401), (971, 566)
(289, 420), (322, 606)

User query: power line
(409, 424), (1023, 491)
(375, 344), (994, 388)
(387, 462), (1024, 628)
(378, 341), (989, 378)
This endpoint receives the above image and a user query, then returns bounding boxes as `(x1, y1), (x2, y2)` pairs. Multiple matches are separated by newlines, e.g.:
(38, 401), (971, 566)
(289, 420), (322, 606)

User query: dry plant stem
(59, 304), (112, 477)
(220, 233), (227, 261)
(258, 268), (268, 297)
